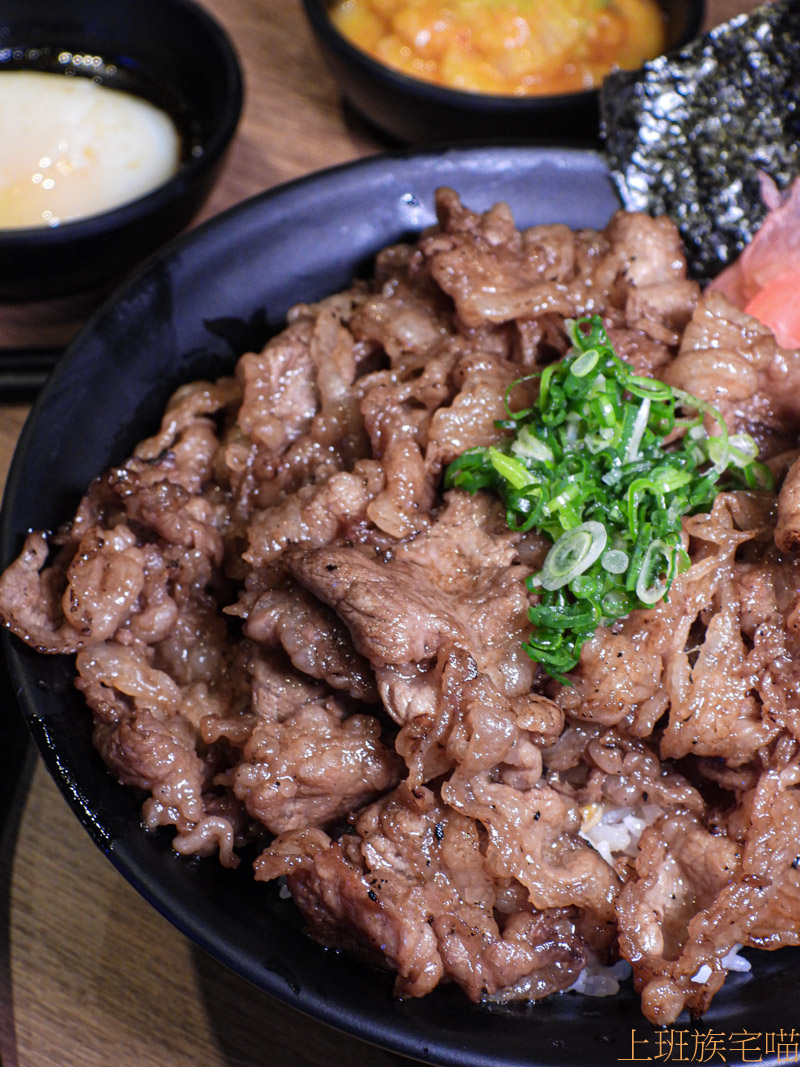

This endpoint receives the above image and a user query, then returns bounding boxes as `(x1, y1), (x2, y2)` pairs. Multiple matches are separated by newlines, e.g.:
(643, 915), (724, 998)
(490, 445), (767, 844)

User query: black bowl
(3, 145), (797, 1067)
(0, 0), (243, 302)
(301, 0), (705, 145)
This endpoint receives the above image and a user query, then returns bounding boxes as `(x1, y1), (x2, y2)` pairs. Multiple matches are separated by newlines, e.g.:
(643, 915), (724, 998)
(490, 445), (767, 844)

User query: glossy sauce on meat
(2, 189), (800, 1024)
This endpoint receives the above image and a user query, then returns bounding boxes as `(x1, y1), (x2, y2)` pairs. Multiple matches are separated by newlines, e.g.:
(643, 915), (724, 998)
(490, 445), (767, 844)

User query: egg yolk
(0, 70), (181, 229)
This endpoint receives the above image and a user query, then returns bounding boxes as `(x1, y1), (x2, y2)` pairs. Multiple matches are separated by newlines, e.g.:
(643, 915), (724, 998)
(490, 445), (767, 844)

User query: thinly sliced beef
(256, 784), (590, 1001)
(619, 769), (800, 1025)
(232, 696), (401, 833)
(0, 527), (145, 653)
(238, 579), (377, 701)
(555, 493), (795, 766)
(776, 455), (800, 553)
(665, 290), (800, 458)
(288, 492), (562, 787)
(423, 189), (698, 333)
(3, 186), (800, 1023)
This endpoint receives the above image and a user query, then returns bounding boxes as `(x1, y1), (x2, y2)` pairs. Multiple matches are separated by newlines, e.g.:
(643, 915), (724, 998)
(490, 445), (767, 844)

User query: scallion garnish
(444, 315), (772, 684)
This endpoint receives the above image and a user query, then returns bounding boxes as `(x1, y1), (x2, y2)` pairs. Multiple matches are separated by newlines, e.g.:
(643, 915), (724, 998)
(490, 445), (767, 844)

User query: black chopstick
(0, 348), (64, 399)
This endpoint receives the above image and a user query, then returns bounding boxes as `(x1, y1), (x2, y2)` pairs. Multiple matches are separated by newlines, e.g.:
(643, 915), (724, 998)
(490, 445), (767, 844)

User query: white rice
(570, 803), (752, 997)
(720, 944), (752, 973)
(565, 958), (633, 997)
(565, 942), (751, 1001)
(578, 801), (663, 865)
(691, 945), (752, 983)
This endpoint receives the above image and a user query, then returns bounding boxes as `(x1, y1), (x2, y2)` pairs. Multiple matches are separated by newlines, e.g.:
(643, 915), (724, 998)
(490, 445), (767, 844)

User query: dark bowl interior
(0, 0), (243, 302)
(301, 0), (706, 144)
(2, 145), (799, 1067)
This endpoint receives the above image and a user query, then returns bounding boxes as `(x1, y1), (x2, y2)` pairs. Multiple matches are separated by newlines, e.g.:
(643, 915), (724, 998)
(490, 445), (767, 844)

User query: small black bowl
(0, 0), (243, 302)
(301, 0), (705, 145)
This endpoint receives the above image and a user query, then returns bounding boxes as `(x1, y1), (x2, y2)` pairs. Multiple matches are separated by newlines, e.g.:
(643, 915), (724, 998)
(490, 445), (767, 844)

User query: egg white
(0, 70), (181, 229)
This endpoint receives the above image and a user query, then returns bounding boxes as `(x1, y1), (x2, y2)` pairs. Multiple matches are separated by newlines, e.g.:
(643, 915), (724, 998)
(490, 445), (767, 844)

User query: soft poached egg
(0, 70), (181, 229)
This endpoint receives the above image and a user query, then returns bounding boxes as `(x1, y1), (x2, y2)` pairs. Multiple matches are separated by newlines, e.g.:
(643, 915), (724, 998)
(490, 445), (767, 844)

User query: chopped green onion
(511, 426), (553, 464)
(635, 538), (672, 604)
(443, 315), (771, 684)
(601, 590), (632, 616)
(602, 549), (629, 574)
(623, 398), (650, 463)
(488, 447), (531, 490)
(571, 348), (600, 378)
(539, 522), (607, 590)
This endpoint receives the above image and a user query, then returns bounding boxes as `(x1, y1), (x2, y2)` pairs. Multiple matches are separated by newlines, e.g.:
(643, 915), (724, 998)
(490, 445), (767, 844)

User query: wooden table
(0, 1), (760, 1063)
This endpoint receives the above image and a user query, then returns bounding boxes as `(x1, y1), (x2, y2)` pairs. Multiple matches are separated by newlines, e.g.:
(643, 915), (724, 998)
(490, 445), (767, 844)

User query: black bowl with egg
(300, 0), (705, 145)
(0, 0), (243, 302)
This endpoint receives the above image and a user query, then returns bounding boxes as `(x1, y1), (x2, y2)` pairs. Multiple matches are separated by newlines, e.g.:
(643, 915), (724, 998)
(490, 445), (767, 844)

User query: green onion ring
(539, 521), (608, 591)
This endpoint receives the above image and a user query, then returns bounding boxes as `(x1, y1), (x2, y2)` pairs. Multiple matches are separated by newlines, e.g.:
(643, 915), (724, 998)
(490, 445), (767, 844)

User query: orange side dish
(329, 0), (667, 96)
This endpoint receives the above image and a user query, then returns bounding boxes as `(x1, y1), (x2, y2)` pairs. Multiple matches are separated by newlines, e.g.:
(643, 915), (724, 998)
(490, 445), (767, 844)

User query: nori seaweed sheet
(601, 0), (800, 285)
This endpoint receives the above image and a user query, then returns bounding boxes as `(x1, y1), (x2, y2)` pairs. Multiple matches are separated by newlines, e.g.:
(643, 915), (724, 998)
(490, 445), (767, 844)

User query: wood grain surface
(0, 1), (761, 1064)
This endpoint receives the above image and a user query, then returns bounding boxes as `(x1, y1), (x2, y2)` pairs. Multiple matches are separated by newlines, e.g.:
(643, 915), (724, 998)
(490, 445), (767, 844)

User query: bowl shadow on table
(340, 97), (405, 149)
(189, 943), (412, 1066)
(337, 94), (604, 154)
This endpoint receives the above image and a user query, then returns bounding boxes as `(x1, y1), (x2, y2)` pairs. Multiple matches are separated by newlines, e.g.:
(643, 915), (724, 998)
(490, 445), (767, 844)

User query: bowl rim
(301, 0), (707, 110)
(0, 0), (244, 246)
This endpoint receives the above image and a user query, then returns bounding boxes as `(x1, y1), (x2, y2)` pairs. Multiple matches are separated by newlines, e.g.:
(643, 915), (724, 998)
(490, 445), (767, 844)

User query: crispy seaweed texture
(601, 0), (800, 285)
